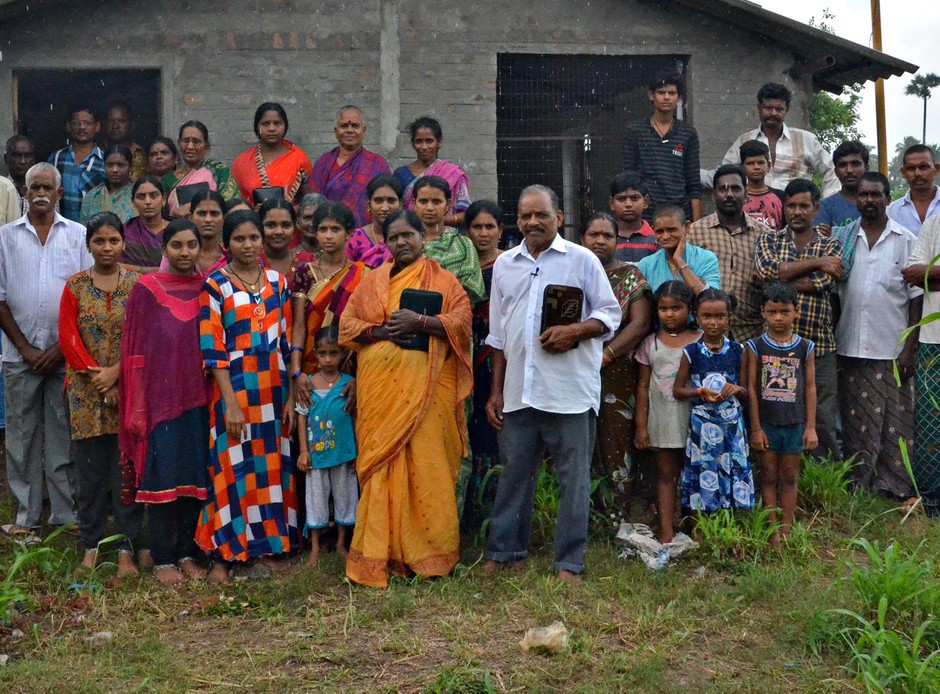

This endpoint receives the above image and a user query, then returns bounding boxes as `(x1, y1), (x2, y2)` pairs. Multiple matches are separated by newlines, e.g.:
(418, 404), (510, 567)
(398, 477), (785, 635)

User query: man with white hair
(0, 162), (92, 534)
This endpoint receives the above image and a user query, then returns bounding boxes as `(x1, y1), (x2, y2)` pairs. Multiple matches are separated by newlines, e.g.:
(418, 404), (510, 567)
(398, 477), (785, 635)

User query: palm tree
(905, 73), (940, 144)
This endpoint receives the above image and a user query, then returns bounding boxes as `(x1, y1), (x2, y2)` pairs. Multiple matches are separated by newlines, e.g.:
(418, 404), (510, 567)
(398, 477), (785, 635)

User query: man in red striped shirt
(609, 170), (658, 263)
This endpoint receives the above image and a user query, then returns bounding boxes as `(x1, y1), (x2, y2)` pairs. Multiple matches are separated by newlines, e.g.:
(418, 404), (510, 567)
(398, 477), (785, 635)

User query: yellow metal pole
(872, 0), (888, 175)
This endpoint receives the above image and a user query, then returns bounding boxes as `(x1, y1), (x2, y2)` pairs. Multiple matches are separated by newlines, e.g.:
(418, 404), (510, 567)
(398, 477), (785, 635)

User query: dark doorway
(14, 68), (162, 162)
(497, 53), (688, 238)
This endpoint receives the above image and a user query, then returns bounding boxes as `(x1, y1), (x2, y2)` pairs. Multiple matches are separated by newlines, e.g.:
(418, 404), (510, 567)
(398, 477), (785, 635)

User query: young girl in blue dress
(672, 288), (754, 513)
(295, 325), (358, 567)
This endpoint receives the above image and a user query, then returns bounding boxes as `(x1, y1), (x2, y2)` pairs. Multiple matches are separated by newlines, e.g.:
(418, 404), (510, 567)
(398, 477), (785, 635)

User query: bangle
(366, 326), (375, 342)
(290, 346), (303, 353)
(694, 387), (701, 397)
(605, 346), (616, 360)
(678, 264), (691, 272)
(291, 370), (303, 380)
(420, 314), (428, 329)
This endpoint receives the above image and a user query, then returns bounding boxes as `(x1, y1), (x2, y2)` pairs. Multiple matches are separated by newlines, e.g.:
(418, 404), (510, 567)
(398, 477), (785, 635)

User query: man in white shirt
(483, 185), (620, 583)
(0, 163), (93, 531)
(903, 214), (940, 518)
(836, 173), (921, 502)
(716, 83), (839, 197)
(888, 144), (940, 236)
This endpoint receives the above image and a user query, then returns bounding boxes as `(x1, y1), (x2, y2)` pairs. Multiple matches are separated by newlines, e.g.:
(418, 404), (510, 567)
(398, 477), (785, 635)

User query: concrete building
(0, 0), (914, 230)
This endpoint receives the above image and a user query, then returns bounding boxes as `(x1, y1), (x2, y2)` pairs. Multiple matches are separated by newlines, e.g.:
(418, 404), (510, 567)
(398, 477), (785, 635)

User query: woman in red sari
(232, 102), (313, 207)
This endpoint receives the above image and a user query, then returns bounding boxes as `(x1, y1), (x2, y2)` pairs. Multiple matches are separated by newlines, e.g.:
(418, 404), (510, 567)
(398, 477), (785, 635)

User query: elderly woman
(582, 212), (652, 519)
(147, 137), (179, 179)
(231, 102), (313, 206)
(162, 120), (240, 218)
(340, 209), (472, 588)
(305, 105), (390, 227)
(291, 201), (368, 380)
(394, 117), (472, 228)
(296, 193), (327, 254)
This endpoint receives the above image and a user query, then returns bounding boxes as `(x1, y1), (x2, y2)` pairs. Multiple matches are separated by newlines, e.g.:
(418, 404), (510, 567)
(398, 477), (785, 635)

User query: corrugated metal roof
(660, 0), (918, 93)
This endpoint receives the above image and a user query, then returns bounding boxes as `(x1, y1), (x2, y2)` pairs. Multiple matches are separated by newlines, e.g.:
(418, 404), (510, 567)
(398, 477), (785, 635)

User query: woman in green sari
(162, 120), (240, 218)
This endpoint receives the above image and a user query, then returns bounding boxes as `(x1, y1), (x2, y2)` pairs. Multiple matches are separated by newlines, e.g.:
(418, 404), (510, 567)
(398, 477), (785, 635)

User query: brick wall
(0, 0), (808, 202)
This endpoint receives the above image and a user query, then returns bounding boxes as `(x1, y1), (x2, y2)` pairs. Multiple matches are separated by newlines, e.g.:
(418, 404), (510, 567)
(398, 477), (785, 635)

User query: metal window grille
(497, 53), (687, 241)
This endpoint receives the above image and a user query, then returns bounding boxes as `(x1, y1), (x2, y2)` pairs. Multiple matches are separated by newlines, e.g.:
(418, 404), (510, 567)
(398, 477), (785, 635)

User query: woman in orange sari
(340, 209), (472, 588)
(231, 102), (312, 207)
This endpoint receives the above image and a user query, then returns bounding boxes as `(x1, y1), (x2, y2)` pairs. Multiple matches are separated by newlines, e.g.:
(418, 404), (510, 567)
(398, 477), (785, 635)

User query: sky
(758, 0), (939, 156)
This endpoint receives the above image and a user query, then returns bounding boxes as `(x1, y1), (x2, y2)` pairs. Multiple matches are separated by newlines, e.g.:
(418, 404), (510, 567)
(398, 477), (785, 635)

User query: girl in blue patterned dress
(673, 289), (754, 512)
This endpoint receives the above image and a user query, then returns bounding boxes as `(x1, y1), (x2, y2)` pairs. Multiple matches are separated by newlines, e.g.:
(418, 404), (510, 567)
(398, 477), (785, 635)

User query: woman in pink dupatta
(119, 219), (211, 586)
(394, 117), (472, 228)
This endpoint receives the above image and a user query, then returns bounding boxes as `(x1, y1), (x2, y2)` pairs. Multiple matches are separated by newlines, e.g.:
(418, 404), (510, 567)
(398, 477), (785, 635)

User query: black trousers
(148, 498), (202, 566)
(73, 435), (143, 551)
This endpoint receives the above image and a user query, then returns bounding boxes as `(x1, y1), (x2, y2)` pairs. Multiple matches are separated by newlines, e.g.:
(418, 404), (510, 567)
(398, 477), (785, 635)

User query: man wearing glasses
(47, 106), (105, 221)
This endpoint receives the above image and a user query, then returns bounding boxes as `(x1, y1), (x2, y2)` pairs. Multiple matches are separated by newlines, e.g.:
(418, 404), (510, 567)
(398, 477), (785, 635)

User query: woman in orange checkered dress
(196, 209), (299, 583)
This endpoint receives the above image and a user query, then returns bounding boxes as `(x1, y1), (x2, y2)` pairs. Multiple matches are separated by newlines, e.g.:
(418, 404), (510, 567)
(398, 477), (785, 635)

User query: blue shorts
(763, 423), (804, 454)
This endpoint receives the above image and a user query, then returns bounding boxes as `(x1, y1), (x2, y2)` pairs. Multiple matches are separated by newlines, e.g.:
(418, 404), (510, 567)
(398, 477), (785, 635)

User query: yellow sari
(340, 256), (472, 588)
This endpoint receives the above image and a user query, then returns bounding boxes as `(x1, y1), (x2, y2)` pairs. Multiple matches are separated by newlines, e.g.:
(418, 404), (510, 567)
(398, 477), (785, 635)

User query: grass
(1, 459), (939, 692)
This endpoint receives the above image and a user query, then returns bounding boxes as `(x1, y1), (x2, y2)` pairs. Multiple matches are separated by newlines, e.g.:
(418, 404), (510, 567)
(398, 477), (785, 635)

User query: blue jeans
(486, 408), (595, 574)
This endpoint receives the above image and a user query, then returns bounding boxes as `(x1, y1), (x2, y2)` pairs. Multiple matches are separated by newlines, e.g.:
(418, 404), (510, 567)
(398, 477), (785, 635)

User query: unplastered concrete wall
(0, 0), (807, 201)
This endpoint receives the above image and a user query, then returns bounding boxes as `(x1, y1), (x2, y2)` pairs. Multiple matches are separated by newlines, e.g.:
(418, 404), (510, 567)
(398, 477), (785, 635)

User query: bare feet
(658, 531), (675, 545)
(305, 549), (320, 568)
(137, 549), (154, 570)
(484, 559), (525, 574)
(80, 549), (98, 571)
(769, 531), (781, 548)
(154, 565), (186, 586)
(260, 555), (290, 572)
(116, 551), (139, 578)
(179, 558), (207, 581)
(557, 569), (582, 585)
(483, 560), (500, 574)
(207, 562), (230, 585)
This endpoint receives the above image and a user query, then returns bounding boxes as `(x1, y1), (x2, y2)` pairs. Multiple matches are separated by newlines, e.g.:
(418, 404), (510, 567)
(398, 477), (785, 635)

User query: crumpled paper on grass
(519, 621), (569, 653)
(616, 523), (698, 570)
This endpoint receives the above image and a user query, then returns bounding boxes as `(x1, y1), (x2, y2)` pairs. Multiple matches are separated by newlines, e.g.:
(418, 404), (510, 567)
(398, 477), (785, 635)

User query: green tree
(905, 73), (940, 144)
(888, 135), (940, 198)
(808, 10), (865, 150)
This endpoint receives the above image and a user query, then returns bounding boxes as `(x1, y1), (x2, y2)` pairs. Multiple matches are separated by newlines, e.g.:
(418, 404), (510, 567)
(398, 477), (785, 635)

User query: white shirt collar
(514, 231), (568, 262)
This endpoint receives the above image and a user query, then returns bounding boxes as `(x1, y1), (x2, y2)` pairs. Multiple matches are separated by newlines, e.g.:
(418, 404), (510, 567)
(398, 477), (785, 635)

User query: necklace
(651, 117), (674, 141)
(228, 265), (263, 293)
(318, 372), (340, 388)
(766, 333), (793, 346)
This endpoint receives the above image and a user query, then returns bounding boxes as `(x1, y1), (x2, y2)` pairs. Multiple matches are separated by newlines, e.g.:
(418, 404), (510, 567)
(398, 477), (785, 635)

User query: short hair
(519, 184), (560, 213)
(858, 171), (891, 198)
(413, 175), (451, 201)
(190, 188), (227, 214)
(653, 280), (695, 311)
(103, 144), (134, 166)
(5, 134), (34, 155)
(738, 139), (769, 163)
(465, 199), (504, 228)
(68, 104), (98, 122)
(832, 140), (870, 167)
(222, 209), (261, 247)
(336, 105), (364, 121)
(149, 136), (179, 160)
(25, 162), (61, 188)
(581, 211), (617, 236)
(312, 201), (356, 233)
(163, 218), (200, 247)
(648, 72), (685, 98)
(253, 102), (289, 138)
(259, 197), (297, 227)
(757, 83), (792, 107)
(712, 164), (747, 190)
(652, 203), (686, 225)
(86, 211), (124, 245)
(609, 170), (650, 198)
(903, 144), (936, 165)
(381, 208), (424, 240)
(106, 99), (132, 119)
(178, 120), (210, 145)
(131, 175), (164, 198)
(366, 174), (404, 200)
(761, 281), (798, 307)
(783, 178), (821, 203)
(408, 116), (443, 141)
(297, 193), (327, 216)
(314, 325), (341, 349)
(694, 287), (736, 314)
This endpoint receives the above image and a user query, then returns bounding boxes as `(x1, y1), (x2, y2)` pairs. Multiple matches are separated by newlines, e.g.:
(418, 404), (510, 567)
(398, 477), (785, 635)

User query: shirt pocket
(53, 246), (83, 281)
